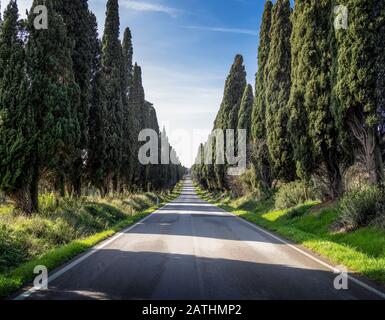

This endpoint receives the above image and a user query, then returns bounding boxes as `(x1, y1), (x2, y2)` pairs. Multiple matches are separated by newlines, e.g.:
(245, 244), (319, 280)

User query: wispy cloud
(184, 25), (258, 36)
(120, 0), (180, 17)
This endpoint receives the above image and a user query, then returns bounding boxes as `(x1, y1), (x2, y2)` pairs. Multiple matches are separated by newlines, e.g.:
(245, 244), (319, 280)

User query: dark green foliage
(214, 54), (247, 131)
(88, 13), (108, 194)
(265, 0), (294, 182)
(122, 27), (133, 96)
(120, 28), (134, 189)
(53, 0), (95, 195)
(237, 84), (253, 143)
(0, 0), (34, 213)
(213, 55), (247, 190)
(129, 63), (145, 187)
(288, 0), (343, 199)
(247, 2), (274, 190)
(26, 0), (80, 210)
(251, 1), (272, 141)
(102, 0), (124, 191)
(334, 0), (385, 186)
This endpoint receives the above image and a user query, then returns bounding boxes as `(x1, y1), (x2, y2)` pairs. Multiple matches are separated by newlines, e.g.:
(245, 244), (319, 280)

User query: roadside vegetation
(195, 180), (385, 286)
(0, 182), (182, 298)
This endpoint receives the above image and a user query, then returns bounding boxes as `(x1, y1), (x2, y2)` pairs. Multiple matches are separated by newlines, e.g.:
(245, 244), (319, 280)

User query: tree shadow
(25, 249), (383, 300)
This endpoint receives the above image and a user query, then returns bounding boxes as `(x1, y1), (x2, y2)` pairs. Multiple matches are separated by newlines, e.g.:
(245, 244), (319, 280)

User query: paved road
(18, 179), (385, 300)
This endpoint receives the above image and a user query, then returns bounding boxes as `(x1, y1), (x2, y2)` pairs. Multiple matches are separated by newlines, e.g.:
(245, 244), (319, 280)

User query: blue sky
(3, 0), (272, 167)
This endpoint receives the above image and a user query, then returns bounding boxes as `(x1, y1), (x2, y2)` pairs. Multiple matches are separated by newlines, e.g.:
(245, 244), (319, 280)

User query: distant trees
(192, 0), (385, 202)
(0, 0), (184, 214)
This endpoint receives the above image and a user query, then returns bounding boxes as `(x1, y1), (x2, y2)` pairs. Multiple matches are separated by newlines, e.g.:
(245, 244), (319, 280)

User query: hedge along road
(15, 179), (385, 300)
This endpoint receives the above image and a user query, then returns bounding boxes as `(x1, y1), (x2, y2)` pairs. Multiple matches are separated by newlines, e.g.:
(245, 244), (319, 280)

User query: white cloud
(184, 25), (258, 36)
(120, 0), (180, 17)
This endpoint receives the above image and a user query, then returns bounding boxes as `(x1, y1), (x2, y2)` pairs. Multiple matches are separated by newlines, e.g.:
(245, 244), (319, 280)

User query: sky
(1, 0), (271, 167)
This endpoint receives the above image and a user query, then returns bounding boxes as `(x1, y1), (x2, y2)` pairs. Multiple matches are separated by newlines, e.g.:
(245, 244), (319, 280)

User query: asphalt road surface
(17, 179), (385, 300)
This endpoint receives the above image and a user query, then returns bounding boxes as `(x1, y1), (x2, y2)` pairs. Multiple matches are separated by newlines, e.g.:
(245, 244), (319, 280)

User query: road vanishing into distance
(17, 179), (385, 300)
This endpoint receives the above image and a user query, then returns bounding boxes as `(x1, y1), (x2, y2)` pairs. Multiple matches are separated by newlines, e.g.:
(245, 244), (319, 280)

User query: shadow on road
(27, 249), (379, 300)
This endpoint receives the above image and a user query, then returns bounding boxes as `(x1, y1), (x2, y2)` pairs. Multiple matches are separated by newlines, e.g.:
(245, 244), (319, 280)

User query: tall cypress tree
(53, 0), (95, 195)
(146, 103), (161, 190)
(289, 0), (344, 198)
(122, 27), (134, 96)
(250, 1), (273, 190)
(251, 1), (272, 142)
(265, 0), (294, 182)
(334, 0), (385, 186)
(129, 63), (145, 187)
(214, 54), (247, 131)
(102, 0), (124, 192)
(213, 54), (247, 190)
(26, 0), (80, 210)
(88, 13), (109, 195)
(121, 27), (134, 188)
(0, 0), (34, 213)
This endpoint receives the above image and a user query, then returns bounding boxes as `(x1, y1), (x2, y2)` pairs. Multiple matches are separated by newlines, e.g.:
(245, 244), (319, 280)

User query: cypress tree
(214, 54), (247, 131)
(53, 0), (95, 195)
(102, 0), (124, 192)
(265, 0), (294, 182)
(237, 84), (254, 143)
(334, 0), (385, 186)
(122, 28), (134, 96)
(26, 0), (80, 210)
(121, 27), (134, 188)
(250, 1), (273, 190)
(129, 63), (146, 188)
(88, 13), (109, 195)
(251, 1), (272, 141)
(289, 0), (344, 198)
(213, 54), (247, 189)
(0, 0), (34, 213)
(146, 103), (161, 190)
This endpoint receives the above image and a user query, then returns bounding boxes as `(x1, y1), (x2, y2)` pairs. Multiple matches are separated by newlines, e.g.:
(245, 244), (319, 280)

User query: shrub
(275, 180), (317, 210)
(238, 167), (270, 200)
(338, 186), (385, 230)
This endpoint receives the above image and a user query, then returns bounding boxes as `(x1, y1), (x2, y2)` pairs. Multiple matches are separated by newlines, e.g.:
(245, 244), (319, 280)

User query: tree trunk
(71, 157), (82, 197)
(9, 186), (33, 215)
(30, 160), (39, 213)
(367, 126), (384, 185)
(325, 151), (343, 201)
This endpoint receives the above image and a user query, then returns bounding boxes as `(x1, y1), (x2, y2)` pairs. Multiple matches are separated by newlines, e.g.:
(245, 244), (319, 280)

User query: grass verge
(0, 182), (182, 299)
(195, 186), (385, 287)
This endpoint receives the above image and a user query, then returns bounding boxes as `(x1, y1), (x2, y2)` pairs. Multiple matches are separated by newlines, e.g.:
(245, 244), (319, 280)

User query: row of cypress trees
(0, 0), (184, 214)
(192, 0), (385, 201)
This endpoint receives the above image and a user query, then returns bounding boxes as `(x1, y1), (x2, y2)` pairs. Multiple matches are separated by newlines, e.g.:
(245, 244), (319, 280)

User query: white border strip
(14, 202), (173, 300)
